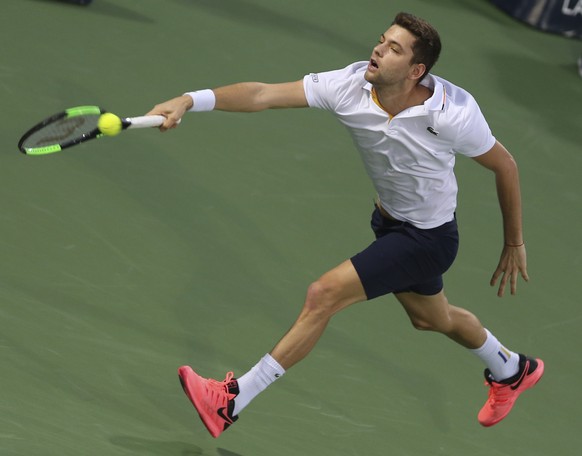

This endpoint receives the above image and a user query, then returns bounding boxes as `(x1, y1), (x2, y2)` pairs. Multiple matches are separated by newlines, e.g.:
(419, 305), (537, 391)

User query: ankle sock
(233, 353), (285, 415)
(470, 329), (520, 381)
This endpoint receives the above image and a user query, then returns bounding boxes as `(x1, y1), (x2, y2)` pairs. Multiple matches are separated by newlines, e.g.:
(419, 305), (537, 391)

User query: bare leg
(395, 290), (486, 349)
(270, 260), (367, 369)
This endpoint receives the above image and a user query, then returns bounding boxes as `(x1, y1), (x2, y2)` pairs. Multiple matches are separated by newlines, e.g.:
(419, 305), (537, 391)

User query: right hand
(146, 95), (193, 132)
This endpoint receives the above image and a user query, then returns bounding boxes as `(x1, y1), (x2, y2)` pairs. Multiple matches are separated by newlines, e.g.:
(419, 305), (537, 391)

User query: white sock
(233, 353), (285, 416)
(470, 329), (520, 381)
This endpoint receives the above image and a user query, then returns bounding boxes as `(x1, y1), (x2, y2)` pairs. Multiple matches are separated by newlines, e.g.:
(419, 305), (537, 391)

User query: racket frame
(18, 106), (168, 156)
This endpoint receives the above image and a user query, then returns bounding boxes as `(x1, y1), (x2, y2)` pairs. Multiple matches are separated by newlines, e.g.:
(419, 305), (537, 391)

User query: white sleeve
(452, 95), (496, 157)
(303, 61), (367, 112)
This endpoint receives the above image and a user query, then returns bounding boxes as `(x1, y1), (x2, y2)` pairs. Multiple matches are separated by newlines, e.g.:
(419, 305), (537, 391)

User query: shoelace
(485, 358), (532, 405)
(486, 381), (513, 405)
(206, 372), (236, 400)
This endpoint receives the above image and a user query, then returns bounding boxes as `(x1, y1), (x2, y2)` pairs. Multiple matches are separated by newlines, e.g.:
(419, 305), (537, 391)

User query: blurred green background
(1, 0), (581, 455)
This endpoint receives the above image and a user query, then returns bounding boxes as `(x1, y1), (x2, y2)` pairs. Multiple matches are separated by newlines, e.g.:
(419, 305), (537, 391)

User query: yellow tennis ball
(98, 113), (122, 136)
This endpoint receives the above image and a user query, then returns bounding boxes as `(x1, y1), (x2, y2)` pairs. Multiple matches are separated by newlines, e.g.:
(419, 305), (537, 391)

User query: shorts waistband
(374, 197), (399, 221)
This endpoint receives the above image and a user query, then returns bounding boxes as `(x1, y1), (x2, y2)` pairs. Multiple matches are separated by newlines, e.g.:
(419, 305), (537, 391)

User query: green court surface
(1, 0), (581, 455)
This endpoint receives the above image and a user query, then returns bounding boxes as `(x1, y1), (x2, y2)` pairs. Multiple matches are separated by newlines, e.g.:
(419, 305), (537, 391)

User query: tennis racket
(18, 106), (168, 156)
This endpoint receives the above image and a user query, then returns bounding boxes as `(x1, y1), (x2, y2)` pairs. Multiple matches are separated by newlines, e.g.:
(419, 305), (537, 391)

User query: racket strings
(22, 115), (99, 148)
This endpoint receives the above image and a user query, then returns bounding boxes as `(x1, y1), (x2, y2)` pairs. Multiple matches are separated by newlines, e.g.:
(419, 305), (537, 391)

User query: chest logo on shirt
(311, 73), (319, 83)
(427, 126), (439, 136)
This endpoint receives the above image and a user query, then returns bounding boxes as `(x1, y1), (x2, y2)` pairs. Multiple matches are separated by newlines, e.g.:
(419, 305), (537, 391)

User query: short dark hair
(393, 12), (441, 81)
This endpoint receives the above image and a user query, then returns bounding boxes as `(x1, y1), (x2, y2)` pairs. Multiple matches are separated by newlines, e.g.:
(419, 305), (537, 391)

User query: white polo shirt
(303, 61), (496, 229)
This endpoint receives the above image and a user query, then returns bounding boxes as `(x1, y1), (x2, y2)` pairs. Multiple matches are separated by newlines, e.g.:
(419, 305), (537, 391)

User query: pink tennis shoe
(178, 366), (239, 438)
(478, 355), (544, 427)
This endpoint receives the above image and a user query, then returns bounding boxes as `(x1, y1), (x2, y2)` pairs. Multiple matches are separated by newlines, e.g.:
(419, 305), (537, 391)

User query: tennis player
(148, 12), (544, 437)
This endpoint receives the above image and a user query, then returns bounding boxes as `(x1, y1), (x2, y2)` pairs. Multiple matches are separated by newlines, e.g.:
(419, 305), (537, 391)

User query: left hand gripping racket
(18, 106), (168, 155)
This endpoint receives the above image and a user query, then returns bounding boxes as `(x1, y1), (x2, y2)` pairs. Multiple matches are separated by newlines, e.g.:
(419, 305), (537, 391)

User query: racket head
(18, 106), (106, 155)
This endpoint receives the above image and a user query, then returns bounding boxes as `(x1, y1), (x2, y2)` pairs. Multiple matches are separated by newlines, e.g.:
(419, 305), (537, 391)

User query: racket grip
(125, 115), (182, 129)
(125, 115), (165, 129)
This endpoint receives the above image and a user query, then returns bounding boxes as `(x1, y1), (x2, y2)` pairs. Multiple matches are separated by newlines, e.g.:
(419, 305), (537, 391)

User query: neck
(373, 81), (431, 117)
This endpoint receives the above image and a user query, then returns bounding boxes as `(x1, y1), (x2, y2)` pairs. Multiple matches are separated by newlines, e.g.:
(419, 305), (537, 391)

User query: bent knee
(303, 278), (356, 318)
(304, 280), (335, 315)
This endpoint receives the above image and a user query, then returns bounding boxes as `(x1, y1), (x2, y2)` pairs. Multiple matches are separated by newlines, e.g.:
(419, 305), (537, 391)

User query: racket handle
(125, 115), (182, 129)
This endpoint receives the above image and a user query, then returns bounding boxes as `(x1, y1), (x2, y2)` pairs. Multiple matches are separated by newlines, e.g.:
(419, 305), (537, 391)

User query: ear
(409, 63), (426, 81)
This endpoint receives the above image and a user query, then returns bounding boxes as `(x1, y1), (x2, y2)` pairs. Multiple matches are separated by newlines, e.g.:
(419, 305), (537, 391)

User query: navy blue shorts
(351, 207), (459, 299)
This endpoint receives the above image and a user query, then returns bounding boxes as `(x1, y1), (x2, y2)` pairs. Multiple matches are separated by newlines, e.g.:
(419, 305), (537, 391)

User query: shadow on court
(110, 436), (204, 455)
(25, 0), (156, 23)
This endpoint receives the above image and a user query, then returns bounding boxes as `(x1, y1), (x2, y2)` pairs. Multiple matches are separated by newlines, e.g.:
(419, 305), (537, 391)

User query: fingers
(159, 116), (180, 132)
(145, 108), (178, 132)
(520, 265), (530, 283)
(146, 96), (190, 132)
(490, 267), (501, 288)
(145, 113), (180, 132)
(510, 268), (518, 296)
(491, 269), (507, 297)
(490, 245), (528, 297)
(491, 269), (515, 297)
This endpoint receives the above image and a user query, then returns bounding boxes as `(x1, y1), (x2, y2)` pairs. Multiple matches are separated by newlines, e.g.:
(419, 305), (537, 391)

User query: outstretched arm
(472, 140), (529, 297)
(147, 80), (308, 131)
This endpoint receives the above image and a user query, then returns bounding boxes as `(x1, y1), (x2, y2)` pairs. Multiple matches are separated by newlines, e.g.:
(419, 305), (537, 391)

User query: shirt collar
(363, 74), (446, 114)
(421, 74), (446, 112)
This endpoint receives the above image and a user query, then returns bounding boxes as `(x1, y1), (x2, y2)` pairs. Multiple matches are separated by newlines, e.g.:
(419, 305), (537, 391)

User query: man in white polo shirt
(148, 12), (543, 437)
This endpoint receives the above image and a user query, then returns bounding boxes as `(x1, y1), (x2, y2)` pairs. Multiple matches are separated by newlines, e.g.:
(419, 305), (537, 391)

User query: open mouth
(370, 59), (379, 69)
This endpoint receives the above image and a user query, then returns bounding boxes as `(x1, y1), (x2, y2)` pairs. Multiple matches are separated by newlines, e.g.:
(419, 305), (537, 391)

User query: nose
(373, 44), (383, 58)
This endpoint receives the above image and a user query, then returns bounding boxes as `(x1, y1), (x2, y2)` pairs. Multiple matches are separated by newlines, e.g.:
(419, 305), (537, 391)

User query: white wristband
(184, 89), (216, 112)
